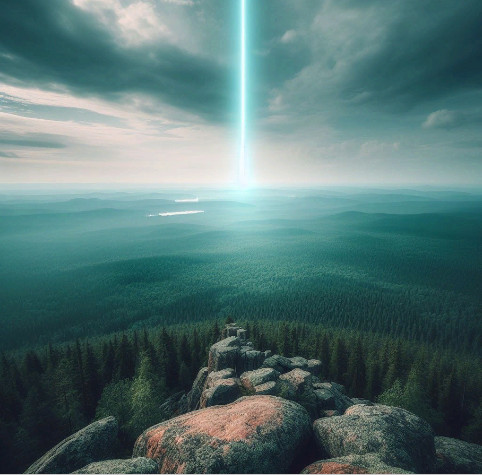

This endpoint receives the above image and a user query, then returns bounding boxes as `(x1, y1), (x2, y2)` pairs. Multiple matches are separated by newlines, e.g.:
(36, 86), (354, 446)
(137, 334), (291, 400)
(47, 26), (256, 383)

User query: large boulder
(435, 436), (482, 473)
(307, 360), (322, 377)
(262, 355), (322, 376)
(313, 404), (435, 473)
(240, 368), (280, 390)
(205, 368), (235, 388)
(207, 337), (241, 373)
(239, 348), (267, 372)
(313, 382), (353, 414)
(200, 378), (241, 408)
(254, 381), (279, 396)
(133, 395), (312, 473)
(314, 389), (335, 410)
(351, 398), (374, 406)
(279, 369), (318, 417)
(301, 454), (413, 474)
(262, 355), (296, 373)
(222, 324), (242, 339)
(73, 457), (157, 474)
(280, 368), (312, 392)
(25, 417), (118, 474)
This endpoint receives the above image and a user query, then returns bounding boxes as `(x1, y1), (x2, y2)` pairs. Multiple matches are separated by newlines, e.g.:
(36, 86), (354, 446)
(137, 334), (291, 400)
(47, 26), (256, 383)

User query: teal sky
(0, 0), (481, 185)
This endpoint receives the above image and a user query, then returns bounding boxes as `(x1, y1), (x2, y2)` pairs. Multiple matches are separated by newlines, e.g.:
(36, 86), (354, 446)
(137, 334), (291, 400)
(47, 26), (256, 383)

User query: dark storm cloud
(339, 0), (482, 107)
(0, 133), (66, 149)
(0, 0), (230, 121)
(2, 0), (480, 123)
(249, 0), (482, 120)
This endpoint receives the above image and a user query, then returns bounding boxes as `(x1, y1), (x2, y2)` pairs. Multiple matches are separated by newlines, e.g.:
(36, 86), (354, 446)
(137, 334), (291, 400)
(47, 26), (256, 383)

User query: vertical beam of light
(239, 0), (247, 187)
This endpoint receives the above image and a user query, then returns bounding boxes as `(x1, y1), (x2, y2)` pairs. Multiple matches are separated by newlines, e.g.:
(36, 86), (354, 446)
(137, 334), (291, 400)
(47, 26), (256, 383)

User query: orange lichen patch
(144, 426), (169, 459)
(304, 462), (369, 474)
(160, 458), (186, 474)
(181, 396), (284, 442)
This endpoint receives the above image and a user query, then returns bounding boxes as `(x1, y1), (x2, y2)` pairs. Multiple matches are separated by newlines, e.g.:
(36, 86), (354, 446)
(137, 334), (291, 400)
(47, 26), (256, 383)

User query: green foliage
(96, 379), (133, 446)
(462, 401), (482, 445)
(1, 318), (481, 474)
(378, 379), (405, 406)
(129, 353), (166, 437)
(378, 370), (443, 428)
(1, 194), (481, 359)
(1, 190), (480, 473)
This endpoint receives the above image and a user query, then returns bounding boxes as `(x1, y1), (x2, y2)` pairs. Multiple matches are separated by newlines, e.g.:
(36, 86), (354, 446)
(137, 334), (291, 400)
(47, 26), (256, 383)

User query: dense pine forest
(1, 189), (481, 473)
(1, 319), (481, 473)
(1, 191), (481, 358)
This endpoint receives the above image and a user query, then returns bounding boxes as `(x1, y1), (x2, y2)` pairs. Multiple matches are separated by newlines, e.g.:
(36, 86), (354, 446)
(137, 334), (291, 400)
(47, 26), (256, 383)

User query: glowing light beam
(239, 0), (247, 187)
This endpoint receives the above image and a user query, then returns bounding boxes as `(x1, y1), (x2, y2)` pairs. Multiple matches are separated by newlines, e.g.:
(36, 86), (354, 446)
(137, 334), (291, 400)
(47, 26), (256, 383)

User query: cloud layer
(0, 0), (481, 184)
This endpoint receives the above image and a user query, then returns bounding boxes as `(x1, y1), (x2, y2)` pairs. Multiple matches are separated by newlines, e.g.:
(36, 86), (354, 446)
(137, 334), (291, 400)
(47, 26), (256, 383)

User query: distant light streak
(239, 0), (247, 187)
(175, 198), (199, 203)
(147, 210), (205, 217)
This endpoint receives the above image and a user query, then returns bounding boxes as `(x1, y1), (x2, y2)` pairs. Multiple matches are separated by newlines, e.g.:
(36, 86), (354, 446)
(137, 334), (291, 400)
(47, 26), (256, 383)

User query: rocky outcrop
(200, 377), (241, 408)
(28, 324), (482, 474)
(133, 395), (312, 474)
(25, 417), (118, 474)
(238, 368), (351, 420)
(159, 391), (186, 419)
(313, 404), (435, 473)
(301, 454), (414, 474)
(207, 336), (241, 373)
(262, 355), (321, 376)
(240, 367), (280, 390)
(73, 457), (157, 474)
(435, 436), (482, 474)
(186, 367), (209, 411)
(254, 380), (279, 395)
(351, 398), (374, 406)
(313, 382), (354, 414)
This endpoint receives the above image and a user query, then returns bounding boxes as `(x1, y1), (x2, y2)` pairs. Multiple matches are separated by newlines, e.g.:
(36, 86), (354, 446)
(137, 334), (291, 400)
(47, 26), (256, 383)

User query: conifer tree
(383, 341), (402, 391)
(116, 335), (135, 380)
(329, 337), (348, 383)
(347, 338), (366, 396)
(84, 343), (100, 418)
(129, 352), (163, 436)
(319, 335), (330, 378)
(102, 342), (115, 385)
(159, 328), (178, 387)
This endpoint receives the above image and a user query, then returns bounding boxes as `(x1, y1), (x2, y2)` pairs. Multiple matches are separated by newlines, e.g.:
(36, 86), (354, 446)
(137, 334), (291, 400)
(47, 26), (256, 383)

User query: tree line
(0, 319), (481, 473)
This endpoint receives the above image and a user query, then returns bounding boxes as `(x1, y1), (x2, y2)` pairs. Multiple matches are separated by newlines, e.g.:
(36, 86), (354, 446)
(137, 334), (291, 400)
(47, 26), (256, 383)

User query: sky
(0, 0), (481, 186)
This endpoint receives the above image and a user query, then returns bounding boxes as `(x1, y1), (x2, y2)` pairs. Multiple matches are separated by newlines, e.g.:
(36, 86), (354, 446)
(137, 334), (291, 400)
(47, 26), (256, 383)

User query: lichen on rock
(313, 404), (436, 473)
(133, 395), (312, 473)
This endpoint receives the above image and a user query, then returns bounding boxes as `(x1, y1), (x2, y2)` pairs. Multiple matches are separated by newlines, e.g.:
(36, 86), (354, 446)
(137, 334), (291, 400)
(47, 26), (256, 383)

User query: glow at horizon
(239, 0), (247, 187)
